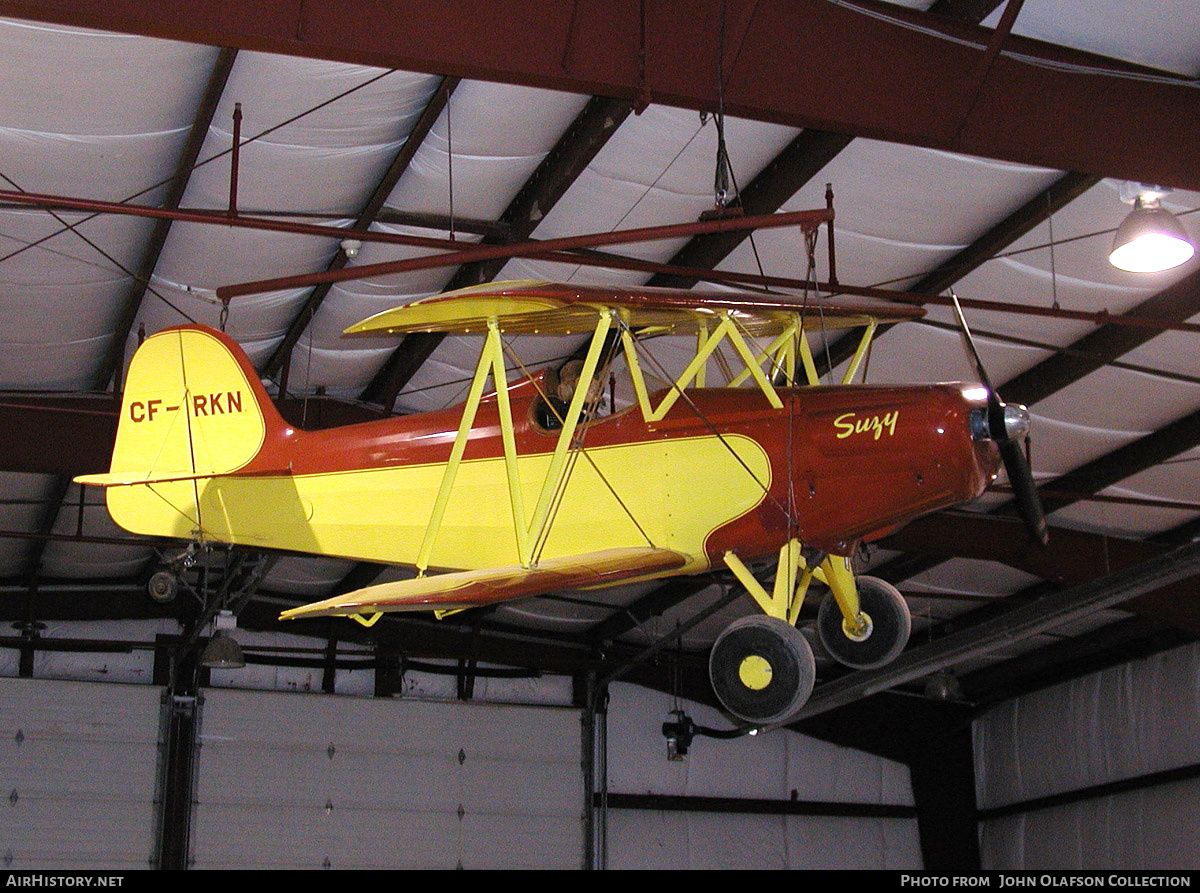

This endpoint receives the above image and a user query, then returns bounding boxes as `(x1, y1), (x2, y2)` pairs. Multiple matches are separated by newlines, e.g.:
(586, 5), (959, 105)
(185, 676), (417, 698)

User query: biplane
(76, 279), (1044, 725)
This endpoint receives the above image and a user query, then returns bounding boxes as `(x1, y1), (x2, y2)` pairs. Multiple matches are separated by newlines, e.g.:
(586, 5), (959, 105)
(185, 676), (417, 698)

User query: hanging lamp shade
(200, 630), (245, 668)
(1109, 197), (1195, 273)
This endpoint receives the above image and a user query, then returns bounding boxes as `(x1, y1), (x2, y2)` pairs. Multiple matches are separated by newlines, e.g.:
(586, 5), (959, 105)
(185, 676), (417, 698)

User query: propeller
(950, 292), (1049, 545)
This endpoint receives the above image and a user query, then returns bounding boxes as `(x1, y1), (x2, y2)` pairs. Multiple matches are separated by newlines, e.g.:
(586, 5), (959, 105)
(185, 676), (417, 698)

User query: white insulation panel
(975, 642), (1200, 870)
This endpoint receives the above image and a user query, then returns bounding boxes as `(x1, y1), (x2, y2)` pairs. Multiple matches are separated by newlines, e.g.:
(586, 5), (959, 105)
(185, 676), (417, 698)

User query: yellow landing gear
(816, 575), (911, 669)
(708, 615), (816, 725)
(711, 542), (913, 723)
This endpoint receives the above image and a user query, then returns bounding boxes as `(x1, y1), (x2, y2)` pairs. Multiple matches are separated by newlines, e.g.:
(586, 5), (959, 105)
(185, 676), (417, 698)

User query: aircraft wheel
(709, 616), (815, 725)
(817, 575), (910, 670)
(147, 571), (179, 604)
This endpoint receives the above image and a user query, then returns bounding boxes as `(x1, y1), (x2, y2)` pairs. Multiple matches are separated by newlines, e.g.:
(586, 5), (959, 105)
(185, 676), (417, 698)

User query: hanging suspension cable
(712, 0), (735, 210)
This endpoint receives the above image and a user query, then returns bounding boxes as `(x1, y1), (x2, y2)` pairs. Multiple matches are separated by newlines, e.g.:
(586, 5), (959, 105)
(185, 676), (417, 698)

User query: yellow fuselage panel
(106, 434), (770, 570)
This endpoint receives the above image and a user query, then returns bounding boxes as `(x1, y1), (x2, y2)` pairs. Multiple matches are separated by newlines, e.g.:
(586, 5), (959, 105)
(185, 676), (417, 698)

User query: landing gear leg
(710, 548), (912, 721)
(710, 543), (819, 724)
(816, 568), (910, 670)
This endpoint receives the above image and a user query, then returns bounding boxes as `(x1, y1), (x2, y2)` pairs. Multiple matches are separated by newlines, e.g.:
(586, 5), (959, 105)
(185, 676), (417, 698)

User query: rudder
(81, 325), (284, 540)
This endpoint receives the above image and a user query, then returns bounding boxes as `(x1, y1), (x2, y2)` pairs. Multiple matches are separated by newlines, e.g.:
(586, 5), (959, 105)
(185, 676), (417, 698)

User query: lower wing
(278, 547), (692, 621)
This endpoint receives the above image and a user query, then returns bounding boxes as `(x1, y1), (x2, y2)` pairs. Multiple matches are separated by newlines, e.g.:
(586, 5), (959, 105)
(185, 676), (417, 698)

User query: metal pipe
(229, 102), (242, 218)
(596, 693), (608, 870)
(582, 671), (597, 870)
(825, 182), (838, 287)
(0, 188), (456, 251)
(214, 208), (834, 298)
(6, 187), (1197, 335)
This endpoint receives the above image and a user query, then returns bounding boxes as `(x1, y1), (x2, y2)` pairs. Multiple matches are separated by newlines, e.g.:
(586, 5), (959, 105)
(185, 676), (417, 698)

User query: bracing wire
(0, 68), (403, 322)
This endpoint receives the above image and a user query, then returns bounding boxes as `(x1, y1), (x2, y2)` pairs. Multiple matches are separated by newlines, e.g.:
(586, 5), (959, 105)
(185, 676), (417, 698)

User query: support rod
(214, 208), (834, 299)
(228, 102), (241, 218)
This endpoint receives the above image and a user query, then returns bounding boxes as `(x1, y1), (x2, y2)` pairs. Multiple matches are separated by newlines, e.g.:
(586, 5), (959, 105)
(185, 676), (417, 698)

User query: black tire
(816, 575), (910, 670)
(709, 615), (815, 724)
(147, 571), (178, 604)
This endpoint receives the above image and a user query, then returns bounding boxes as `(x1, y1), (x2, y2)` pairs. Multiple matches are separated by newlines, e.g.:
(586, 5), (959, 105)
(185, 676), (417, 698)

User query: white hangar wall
(18, 625), (1200, 871)
(192, 688), (583, 870)
(0, 677), (161, 870)
(602, 682), (922, 870)
(0, 672), (583, 870)
(0, 639), (925, 870)
(974, 641), (1200, 870)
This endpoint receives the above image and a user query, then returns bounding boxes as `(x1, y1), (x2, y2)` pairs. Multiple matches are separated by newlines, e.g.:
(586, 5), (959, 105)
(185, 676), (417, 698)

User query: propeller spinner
(952, 292), (1049, 546)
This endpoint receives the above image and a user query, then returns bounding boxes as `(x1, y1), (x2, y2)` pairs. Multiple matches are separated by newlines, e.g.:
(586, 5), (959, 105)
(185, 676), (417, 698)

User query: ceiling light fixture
(1109, 184), (1195, 273)
(200, 610), (245, 669)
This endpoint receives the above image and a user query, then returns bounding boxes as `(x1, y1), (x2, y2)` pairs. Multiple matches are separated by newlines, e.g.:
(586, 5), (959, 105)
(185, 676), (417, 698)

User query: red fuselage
(242, 375), (1000, 565)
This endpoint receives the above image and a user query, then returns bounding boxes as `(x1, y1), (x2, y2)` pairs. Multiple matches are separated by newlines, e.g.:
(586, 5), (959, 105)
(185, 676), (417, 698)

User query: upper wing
(343, 280), (924, 338)
(278, 546), (691, 621)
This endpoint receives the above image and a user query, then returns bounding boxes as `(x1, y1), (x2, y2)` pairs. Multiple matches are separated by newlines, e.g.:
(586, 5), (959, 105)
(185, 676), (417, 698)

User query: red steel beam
(213, 207), (834, 299)
(9, 187), (1199, 336)
(0, 395), (119, 476)
(3, 1), (1199, 189)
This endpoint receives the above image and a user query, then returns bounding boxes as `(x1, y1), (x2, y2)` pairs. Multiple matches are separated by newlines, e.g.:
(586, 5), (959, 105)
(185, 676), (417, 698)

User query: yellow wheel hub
(842, 610), (873, 642)
(738, 654), (773, 690)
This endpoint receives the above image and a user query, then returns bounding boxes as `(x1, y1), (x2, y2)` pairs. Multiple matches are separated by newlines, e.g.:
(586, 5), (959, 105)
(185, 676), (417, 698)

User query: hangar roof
(1, 0), (1198, 721)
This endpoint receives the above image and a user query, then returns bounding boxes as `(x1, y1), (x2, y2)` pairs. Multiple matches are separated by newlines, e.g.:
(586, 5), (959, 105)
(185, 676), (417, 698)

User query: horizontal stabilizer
(77, 470), (221, 488)
(75, 468), (287, 488)
(279, 547), (691, 621)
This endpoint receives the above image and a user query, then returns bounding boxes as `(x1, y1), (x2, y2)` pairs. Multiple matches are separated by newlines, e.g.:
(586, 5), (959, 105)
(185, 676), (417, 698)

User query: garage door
(0, 677), (161, 870)
(192, 688), (583, 869)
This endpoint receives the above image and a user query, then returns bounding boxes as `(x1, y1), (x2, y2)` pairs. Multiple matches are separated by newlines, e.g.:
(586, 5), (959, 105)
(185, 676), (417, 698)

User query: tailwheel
(817, 575), (910, 670)
(147, 570), (179, 604)
(709, 615), (816, 725)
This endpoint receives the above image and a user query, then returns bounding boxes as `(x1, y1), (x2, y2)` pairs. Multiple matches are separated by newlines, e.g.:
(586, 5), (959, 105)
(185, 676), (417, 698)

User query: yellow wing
(279, 547), (691, 621)
(344, 280), (924, 338)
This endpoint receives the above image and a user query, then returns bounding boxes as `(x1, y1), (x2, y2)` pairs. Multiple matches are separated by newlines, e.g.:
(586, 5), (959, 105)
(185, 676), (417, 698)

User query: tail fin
(77, 325), (285, 539)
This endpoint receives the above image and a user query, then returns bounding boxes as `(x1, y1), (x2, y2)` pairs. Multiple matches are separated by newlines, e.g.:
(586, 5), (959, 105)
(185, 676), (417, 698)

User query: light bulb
(1109, 197), (1195, 273)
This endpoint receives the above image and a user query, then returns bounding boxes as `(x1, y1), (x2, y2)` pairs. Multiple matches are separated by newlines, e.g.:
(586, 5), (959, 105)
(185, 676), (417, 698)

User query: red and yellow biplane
(76, 279), (1044, 724)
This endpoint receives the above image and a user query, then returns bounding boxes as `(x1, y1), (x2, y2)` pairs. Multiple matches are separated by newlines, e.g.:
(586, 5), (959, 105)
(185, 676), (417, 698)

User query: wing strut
(414, 309), (619, 575)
